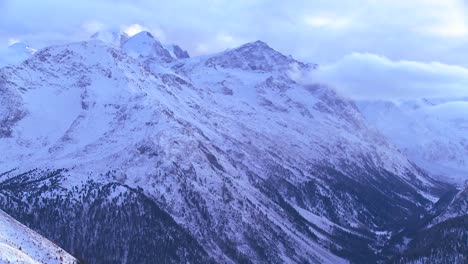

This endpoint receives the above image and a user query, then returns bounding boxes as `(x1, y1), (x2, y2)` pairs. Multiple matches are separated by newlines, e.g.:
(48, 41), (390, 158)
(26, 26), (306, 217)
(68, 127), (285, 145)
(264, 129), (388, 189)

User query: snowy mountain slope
(172, 40), (439, 189)
(430, 184), (467, 225)
(0, 37), (345, 264)
(356, 99), (468, 263)
(386, 185), (467, 263)
(0, 169), (213, 264)
(0, 33), (457, 263)
(0, 208), (76, 264)
(357, 99), (468, 185)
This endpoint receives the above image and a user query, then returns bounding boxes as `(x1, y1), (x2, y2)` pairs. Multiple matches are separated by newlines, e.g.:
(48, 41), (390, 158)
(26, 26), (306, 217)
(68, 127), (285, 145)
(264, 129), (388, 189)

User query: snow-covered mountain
(90, 30), (129, 47)
(358, 99), (468, 185)
(0, 32), (463, 263)
(121, 31), (188, 63)
(0, 209), (76, 263)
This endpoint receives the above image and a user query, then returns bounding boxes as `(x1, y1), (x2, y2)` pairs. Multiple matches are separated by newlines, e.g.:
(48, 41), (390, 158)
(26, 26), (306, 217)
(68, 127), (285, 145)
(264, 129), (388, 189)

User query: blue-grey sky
(1, 0), (468, 99)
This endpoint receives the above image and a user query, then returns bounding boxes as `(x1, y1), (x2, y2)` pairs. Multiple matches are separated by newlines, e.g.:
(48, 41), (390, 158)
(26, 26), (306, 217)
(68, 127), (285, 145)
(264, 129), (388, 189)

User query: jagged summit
(204, 39), (307, 72)
(164, 44), (190, 59)
(125, 31), (156, 41)
(121, 31), (175, 63)
(237, 40), (271, 50)
(121, 31), (157, 47)
(141, 31), (155, 39)
(90, 30), (129, 46)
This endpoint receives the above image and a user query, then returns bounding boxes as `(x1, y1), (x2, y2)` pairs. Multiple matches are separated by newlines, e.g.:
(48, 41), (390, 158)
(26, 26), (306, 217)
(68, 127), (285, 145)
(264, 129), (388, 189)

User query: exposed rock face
(168, 44), (190, 59)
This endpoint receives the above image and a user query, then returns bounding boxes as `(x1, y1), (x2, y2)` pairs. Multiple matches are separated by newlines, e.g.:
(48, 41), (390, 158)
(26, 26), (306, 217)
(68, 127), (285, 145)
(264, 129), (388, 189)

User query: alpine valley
(0, 31), (466, 263)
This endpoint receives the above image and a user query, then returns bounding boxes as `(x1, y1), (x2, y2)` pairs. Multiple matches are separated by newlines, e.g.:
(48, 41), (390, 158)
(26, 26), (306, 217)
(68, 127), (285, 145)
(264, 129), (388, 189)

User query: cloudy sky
(1, 0), (468, 99)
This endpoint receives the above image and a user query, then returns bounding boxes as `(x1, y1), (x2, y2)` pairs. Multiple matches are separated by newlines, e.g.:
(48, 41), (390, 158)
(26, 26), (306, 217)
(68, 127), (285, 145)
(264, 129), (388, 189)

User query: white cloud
(424, 20), (468, 38)
(83, 21), (106, 34)
(216, 33), (236, 44)
(304, 15), (350, 29)
(194, 32), (244, 54)
(7, 38), (20, 45)
(307, 53), (468, 100)
(121, 23), (166, 42)
(417, 1), (468, 37)
(122, 24), (148, 37)
(195, 43), (210, 54)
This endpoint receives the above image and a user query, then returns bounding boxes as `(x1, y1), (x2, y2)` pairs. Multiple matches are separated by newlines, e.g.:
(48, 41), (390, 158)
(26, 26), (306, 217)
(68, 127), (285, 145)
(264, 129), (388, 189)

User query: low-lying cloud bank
(305, 53), (468, 100)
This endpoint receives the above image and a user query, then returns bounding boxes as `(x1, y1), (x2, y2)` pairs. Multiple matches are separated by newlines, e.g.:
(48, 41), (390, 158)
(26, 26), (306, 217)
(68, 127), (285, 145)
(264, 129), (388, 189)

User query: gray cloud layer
(306, 53), (468, 100)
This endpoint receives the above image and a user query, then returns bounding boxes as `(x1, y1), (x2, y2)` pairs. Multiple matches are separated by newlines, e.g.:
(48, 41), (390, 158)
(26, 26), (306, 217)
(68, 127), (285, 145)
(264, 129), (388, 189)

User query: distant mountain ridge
(358, 99), (468, 185)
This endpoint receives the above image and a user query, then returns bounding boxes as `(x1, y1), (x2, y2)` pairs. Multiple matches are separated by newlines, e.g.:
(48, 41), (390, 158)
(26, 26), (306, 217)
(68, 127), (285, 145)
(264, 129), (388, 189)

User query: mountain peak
(121, 31), (174, 62)
(121, 32), (192, 63)
(90, 30), (128, 46)
(130, 31), (155, 41)
(232, 40), (276, 55)
(204, 40), (306, 72)
(241, 40), (270, 49)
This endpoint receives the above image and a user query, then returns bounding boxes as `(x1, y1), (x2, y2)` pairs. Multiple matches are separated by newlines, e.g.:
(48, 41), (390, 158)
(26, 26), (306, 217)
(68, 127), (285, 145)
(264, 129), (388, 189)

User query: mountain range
(0, 31), (466, 263)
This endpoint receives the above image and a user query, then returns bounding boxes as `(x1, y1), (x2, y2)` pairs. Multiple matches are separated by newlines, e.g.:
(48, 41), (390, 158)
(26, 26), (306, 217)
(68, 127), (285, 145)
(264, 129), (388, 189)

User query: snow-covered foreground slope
(358, 99), (468, 185)
(0, 209), (76, 264)
(0, 32), (460, 263)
